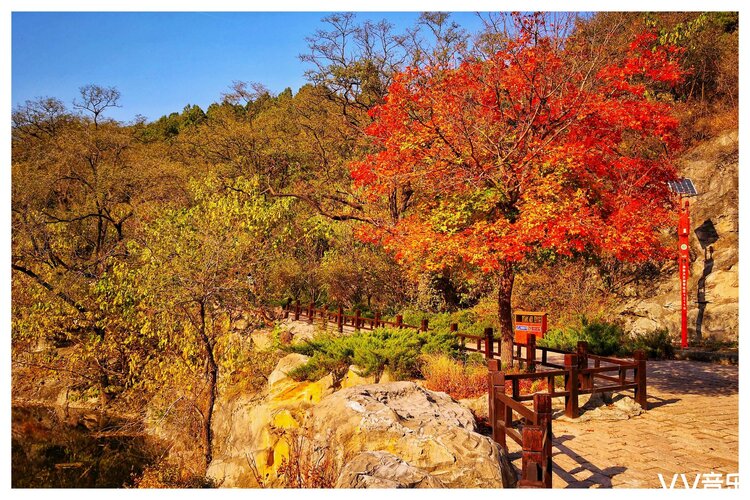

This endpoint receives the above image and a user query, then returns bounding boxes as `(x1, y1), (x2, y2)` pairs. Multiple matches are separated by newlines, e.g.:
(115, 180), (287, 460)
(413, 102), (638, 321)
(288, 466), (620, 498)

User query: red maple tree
(350, 15), (685, 365)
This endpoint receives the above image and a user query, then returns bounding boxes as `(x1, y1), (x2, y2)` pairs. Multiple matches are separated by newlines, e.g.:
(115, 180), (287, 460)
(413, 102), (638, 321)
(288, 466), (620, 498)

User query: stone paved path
(505, 359), (739, 488)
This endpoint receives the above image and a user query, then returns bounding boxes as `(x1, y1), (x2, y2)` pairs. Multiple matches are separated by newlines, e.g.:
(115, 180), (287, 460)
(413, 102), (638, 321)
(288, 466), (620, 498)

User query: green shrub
(628, 328), (675, 359)
(397, 308), (497, 338)
(581, 317), (625, 356)
(537, 316), (625, 356)
(285, 326), (460, 382)
(535, 327), (581, 352)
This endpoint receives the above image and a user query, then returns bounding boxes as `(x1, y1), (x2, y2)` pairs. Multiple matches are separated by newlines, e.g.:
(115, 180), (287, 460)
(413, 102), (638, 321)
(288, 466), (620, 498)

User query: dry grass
(421, 354), (487, 400)
(130, 459), (215, 488)
(676, 103), (738, 147)
(422, 354), (552, 401)
(276, 429), (340, 488)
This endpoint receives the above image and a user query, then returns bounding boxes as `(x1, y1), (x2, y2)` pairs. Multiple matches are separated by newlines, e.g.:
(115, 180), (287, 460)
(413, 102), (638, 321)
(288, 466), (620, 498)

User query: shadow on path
(508, 434), (628, 488)
(647, 360), (738, 396)
(552, 435), (627, 488)
(647, 394), (681, 410)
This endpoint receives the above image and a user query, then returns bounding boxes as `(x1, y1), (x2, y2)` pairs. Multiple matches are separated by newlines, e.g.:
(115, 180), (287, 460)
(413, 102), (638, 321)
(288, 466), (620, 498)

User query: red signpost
(678, 201), (690, 348)
(669, 178), (697, 349)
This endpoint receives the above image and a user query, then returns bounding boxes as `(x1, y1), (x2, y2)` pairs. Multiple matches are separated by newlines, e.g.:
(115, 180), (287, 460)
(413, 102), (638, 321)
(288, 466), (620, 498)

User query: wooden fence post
(487, 358), (498, 446)
(634, 350), (648, 410)
(520, 425), (544, 488)
(294, 300), (300, 321)
(534, 393), (553, 488)
(337, 306), (343, 333)
(354, 309), (361, 330)
(526, 334), (536, 373)
(396, 314), (403, 328)
(374, 312), (381, 328)
(451, 323), (465, 352)
(487, 359), (508, 450)
(564, 353), (579, 418)
(421, 319), (429, 332)
(283, 301), (290, 319)
(308, 302), (315, 324)
(484, 327), (494, 359)
(577, 341), (590, 389)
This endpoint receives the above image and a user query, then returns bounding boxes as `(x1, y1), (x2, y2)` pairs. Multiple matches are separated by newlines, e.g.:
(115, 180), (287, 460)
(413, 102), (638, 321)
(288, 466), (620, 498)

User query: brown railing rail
(284, 300), (426, 332)
(497, 336), (647, 417)
(487, 342), (647, 488)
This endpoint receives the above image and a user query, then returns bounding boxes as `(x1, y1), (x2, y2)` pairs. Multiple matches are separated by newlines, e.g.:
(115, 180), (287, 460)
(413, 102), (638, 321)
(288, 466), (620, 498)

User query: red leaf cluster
(351, 15), (684, 274)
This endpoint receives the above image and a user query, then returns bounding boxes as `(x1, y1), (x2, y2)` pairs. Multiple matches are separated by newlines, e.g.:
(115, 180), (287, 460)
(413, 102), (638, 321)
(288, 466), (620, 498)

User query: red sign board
(514, 311), (547, 344)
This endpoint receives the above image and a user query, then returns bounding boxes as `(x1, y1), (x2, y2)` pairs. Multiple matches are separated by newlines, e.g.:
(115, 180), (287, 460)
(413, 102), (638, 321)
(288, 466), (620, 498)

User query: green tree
(107, 176), (292, 468)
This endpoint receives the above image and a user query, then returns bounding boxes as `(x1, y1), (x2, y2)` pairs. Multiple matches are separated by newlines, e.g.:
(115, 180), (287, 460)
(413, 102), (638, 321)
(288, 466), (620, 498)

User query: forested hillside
(11, 12), (738, 485)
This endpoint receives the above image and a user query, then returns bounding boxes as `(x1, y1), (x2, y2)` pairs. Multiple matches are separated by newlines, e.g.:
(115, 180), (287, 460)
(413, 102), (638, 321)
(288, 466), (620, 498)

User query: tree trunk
(497, 262), (516, 368)
(198, 301), (218, 470)
(97, 372), (111, 429)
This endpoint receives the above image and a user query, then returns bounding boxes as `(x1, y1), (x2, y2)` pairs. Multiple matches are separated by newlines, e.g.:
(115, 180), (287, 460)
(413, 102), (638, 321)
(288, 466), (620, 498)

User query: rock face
(618, 129), (738, 342)
(335, 451), (445, 488)
(306, 382), (516, 488)
(208, 355), (516, 488)
(207, 353), (336, 487)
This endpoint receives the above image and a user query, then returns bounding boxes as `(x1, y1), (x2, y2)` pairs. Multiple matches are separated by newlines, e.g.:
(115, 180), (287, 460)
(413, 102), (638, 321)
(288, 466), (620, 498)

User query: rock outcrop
(306, 381), (516, 488)
(618, 129), (738, 342)
(207, 353), (335, 487)
(208, 354), (516, 488)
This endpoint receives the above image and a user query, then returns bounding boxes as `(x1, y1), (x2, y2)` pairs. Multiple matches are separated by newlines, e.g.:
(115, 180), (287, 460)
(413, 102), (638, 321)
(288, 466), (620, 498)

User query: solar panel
(667, 178), (698, 196)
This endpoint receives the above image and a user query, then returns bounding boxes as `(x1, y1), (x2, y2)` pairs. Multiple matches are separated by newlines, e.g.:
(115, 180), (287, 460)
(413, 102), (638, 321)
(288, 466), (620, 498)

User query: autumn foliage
(349, 15), (685, 363)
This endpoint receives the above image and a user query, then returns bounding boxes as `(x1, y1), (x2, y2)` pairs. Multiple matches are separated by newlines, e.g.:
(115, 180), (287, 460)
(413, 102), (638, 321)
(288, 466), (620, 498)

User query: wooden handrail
(493, 392), (536, 422)
(532, 345), (570, 355)
(579, 364), (636, 375)
(502, 369), (568, 381)
(587, 354), (640, 365)
(457, 332), (485, 341)
(293, 305), (423, 330)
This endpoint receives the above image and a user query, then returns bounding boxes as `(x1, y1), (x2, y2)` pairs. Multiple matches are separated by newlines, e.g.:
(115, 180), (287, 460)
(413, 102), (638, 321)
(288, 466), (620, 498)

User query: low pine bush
(627, 328), (675, 359)
(537, 316), (625, 356)
(285, 326), (460, 382)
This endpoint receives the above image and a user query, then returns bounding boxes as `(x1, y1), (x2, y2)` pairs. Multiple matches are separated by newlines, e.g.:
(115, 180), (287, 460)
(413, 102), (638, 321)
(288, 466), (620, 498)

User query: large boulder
(208, 356), (516, 488)
(305, 382), (516, 488)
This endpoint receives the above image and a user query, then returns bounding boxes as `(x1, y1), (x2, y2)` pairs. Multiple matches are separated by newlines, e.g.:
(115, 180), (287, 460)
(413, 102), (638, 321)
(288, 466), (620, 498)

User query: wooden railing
(498, 336), (648, 418)
(284, 303), (647, 414)
(488, 342), (647, 488)
(283, 301), (427, 333)
(285, 304), (647, 417)
(489, 358), (553, 488)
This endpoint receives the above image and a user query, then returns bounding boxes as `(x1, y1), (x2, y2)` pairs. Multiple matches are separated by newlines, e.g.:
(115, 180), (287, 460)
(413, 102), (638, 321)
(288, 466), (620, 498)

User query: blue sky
(12, 11), (490, 122)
